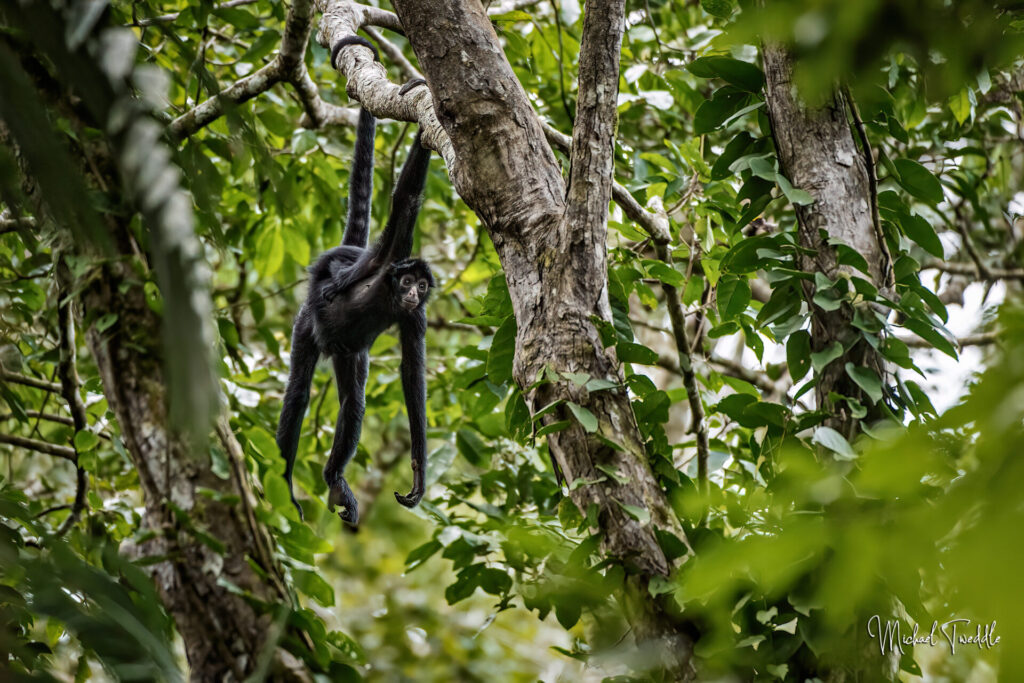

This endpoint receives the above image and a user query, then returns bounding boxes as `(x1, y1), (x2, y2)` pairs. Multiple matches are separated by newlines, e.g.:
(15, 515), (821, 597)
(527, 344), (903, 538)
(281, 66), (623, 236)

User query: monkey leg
(276, 313), (319, 521)
(323, 351), (369, 525)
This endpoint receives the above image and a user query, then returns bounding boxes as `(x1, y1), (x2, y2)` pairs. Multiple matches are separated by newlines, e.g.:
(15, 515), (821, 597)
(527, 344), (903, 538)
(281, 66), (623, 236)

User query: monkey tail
(343, 107), (376, 248)
(331, 35), (380, 249)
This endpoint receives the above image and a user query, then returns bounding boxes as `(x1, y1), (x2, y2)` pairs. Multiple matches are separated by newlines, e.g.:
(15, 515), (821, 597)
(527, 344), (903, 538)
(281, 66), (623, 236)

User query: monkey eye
(401, 275), (414, 287)
(418, 281), (428, 291)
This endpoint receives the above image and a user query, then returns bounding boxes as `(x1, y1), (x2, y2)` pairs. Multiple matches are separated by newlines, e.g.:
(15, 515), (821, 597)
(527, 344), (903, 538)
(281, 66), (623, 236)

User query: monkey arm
(321, 253), (376, 301)
(375, 132), (430, 265)
(276, 313), (319, 520)
(395, 313), (428, 508)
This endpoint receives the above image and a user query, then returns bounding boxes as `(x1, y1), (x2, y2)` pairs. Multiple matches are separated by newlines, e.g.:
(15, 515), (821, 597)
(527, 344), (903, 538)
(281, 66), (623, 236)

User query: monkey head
(390, 258), (435, 312)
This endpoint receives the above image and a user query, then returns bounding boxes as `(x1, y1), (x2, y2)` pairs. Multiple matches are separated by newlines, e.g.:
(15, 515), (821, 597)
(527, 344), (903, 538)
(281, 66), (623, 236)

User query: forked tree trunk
(383, 0), (696, 675)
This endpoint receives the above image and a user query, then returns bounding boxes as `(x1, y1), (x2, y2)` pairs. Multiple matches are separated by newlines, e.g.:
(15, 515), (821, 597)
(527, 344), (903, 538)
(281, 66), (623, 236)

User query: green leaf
(844, 363), (884, 404)
(487, 315), (517, 385)
(566, 402), (599, 433)
(700, 0), (735, 19)
(892, 159), (943, 204)
(490, 9), (532, 20)
(693, 88), (748, 135)
(555, 600), (581, 630)
(73, 430), (99, 452)
(902, 317), (958, 359)
(291, 129), (318, 156)
(616, 500), (651, 524)
(898, 212), (944, 258)
(536, 420), (571, 437)
(687, 56), (764, 92)
(786, 331), (812, 382)
(263, 472), (292, 511)
(479, 568), (512, 596)
(294, 569), (335, 607)
(595, 463), (630, 484)
(255, 226), (284, 279)
(504, 389), (532, 442)
(95, 313), (118, 332)
(776, 173), (814, 206)
(710, 132), (755, 180)
(241, 30), (280, 64)
(645, 261), (685, 287)
(948, 87), (973, 125)
(812, 426), (857, 460)
(585, 378), (619, 392)
(810, 342), (843, 372)
(748, 156), (776, 181)
(717, 276), (751, 319)
(616, 342), (659, 365)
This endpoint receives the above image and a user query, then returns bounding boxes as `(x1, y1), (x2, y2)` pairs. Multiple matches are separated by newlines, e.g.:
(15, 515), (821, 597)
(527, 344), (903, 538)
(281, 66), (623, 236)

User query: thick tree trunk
(3, 46), (303, 683)
(762, 45), (898, 682)
(762, 44), (888, 435)
(365, 0), (696, 674)
(82, 263), (302, 681)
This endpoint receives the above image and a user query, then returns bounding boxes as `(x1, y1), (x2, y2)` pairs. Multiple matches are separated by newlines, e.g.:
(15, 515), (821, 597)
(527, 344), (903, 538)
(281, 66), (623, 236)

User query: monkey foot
(328, 484), (360, 526)
(394, 490), (423, 509)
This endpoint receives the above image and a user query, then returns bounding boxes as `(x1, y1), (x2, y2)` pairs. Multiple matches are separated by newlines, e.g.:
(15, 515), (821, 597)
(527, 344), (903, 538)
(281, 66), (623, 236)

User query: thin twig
(654, 243), (710, 496)
(363, 26), (422, 81)
(0, 411), (74, 426)
(953, 204), (992, 280)
(54, 271), (89, 537)
(0, 368), (62, 393)
(133, 0), (260, 27)
(922, 258), (1024, 281)
(898, 331), (998, 348)
(0, 433), (76, 460)
(843, 84), (893, 289)
(550, 0), (574, 124)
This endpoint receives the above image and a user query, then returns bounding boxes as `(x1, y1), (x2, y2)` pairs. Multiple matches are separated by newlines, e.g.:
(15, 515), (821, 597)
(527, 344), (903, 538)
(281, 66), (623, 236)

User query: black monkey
(277, 35), (433, 525)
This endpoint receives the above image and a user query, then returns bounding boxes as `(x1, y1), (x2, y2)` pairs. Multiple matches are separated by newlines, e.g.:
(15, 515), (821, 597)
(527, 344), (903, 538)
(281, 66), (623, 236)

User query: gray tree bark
(319, 0), (697, 675)
(762, 44), (889, 435)
(762, 45), (899, 682)
(1, 36), (306, 683)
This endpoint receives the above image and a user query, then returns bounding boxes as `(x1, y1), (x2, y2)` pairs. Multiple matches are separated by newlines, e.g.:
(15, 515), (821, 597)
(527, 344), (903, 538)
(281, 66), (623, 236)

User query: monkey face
(398, 272), (430, 310)
(391, 258), (435, 312)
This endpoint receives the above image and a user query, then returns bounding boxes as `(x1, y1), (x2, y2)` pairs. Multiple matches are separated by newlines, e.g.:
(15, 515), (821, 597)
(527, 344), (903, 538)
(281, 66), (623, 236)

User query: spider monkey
(277, 35), (433, 526)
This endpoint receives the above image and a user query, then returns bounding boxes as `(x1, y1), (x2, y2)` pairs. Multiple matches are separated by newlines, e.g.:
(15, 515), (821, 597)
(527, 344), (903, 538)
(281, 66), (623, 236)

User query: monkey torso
(307, 246), (412, 356)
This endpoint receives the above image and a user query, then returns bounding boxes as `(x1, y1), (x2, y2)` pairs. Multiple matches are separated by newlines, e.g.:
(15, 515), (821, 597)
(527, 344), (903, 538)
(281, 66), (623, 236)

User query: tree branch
(922, 259), (1024, 281)
(169, 0), (359, 138)
(168, 60), (285, 141)
(0, 433), (76, 461)
(134, 0), (260, 26)
(54, 271), (89, 536)
(363, 26), (422, 80)
(0, 216), (35, 235)
(654, 243), (710, 494)
(899, 331), (999, 348)
(542, 120), (671, 242)
(0, 367), (62, 393)
(562, 0), (624, 231)
(0, 411), (74, 426)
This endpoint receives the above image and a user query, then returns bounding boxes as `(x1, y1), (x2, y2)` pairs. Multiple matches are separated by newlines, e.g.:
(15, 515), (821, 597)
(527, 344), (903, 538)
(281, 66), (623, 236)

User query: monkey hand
(327, 477), (360, 526)
(394, 486), (423, 509)
(322, 280), (340, 302)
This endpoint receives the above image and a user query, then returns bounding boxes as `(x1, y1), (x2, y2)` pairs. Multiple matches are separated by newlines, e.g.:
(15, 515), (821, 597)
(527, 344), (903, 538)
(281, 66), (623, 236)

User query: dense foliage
(1, 0), (1023, 680)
